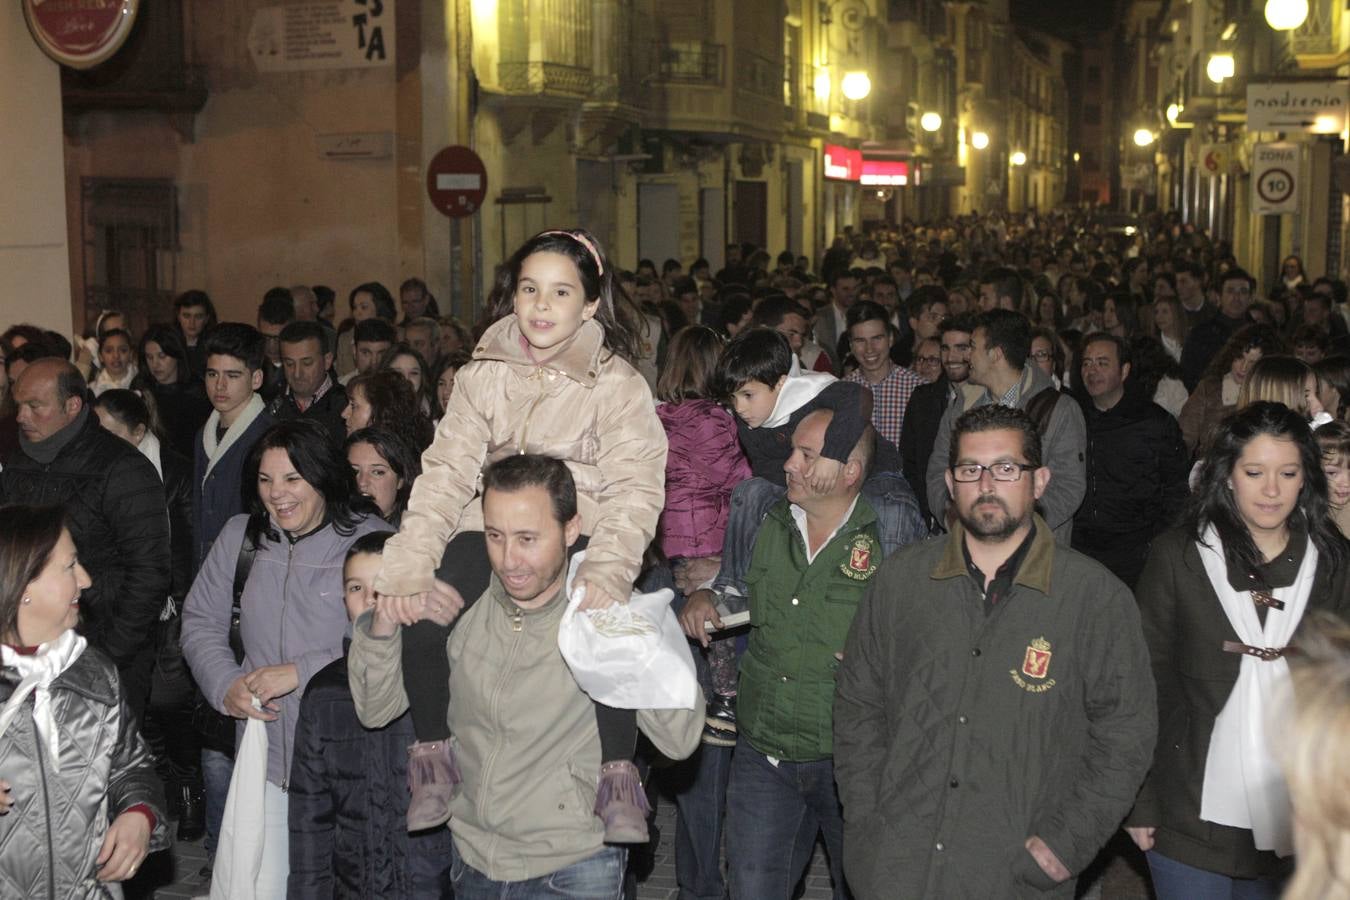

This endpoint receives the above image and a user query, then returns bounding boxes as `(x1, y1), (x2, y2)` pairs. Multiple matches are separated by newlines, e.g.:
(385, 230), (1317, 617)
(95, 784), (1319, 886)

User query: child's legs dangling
(593, 701), (650, 845)
(402, 530), (493, 831)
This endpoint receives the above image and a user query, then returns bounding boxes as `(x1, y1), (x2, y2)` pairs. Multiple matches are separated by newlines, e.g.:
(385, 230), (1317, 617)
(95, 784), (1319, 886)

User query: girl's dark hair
(345, 529), (393, 564)
(657, 326), (725, 404)
(377, 342), (434, 415)
(485, 228), (640, 363)
(348, 369), (434, 451)
(93, 388), (158, 439)
(98, 328), (132, 352)
(430, 350), (472, 418)
(716, 295), (754, 337)
(344, 426), (422, 523)
(1314, 355), (1350, 420)
(1127, 335), (1182, 399)
(242, 419), (379, 545)
(0, 505), (67, 645)
(1106, 291), (1139, 338)
(1200, 324), (1286, 385)
(350, 282), (398, 322)
(714, 328), (793, 399)
(1187, 401), (1345, 583)
(174, 290), (218, 330)
(138, 324), (191, 384)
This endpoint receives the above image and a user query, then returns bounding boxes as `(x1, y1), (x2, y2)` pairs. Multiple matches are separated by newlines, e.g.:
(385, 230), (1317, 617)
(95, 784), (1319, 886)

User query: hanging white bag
(210, 701), (268, 900)
(557, 552), (700, 710)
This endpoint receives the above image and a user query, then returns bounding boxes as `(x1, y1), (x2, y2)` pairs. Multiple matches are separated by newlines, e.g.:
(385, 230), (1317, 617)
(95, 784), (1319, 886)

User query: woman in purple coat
(655, 326), (751, 736)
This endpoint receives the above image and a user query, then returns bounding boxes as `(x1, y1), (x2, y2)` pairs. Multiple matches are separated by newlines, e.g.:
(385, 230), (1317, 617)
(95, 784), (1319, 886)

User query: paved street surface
(147, 792), (1154, 899)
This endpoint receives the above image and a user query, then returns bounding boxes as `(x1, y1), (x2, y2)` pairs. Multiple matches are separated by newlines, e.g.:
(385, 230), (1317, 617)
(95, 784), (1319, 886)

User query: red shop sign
(823, 144), (863, 182)
(24, 0), (140, 70)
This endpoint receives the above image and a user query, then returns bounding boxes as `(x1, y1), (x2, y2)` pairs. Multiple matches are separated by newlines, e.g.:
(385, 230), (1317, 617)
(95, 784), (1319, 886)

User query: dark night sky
(1010, 0), (1116, 35)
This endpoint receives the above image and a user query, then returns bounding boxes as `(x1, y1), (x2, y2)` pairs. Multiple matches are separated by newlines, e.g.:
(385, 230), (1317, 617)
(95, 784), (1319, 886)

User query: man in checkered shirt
(843, 300), (925, 450)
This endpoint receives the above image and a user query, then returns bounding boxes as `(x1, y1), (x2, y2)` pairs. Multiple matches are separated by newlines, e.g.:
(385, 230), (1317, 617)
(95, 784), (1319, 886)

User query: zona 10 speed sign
(1251, 142), (1300, 215)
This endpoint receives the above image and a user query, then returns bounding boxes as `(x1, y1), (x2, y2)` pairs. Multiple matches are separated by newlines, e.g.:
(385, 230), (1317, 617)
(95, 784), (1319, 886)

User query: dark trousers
(401, 532), (636, 760)
(725, 740), (849, 900)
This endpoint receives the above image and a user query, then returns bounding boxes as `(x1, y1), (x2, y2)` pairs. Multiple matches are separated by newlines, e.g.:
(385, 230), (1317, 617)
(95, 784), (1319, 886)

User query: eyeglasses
(915, 355), (941, 366)
(1029, 349), (1055, 361)
(950, 462), (1039, 483)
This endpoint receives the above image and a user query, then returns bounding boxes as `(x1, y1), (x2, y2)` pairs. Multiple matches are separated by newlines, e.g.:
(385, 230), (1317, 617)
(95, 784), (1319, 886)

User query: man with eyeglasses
(834, 404), (1157, 900)
(1072, 334), (1188, 589)
(925, 309), (1087, 545)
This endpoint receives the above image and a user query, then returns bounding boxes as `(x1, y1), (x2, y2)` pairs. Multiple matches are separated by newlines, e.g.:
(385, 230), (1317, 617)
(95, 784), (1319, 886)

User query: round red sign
(24, 0), (140, 70)
(426, 146), (488, 219)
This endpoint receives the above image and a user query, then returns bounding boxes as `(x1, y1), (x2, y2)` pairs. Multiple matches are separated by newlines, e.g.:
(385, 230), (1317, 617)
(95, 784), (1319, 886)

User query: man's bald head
(14, 359), (87, 443)
(785, 408), (874, 507)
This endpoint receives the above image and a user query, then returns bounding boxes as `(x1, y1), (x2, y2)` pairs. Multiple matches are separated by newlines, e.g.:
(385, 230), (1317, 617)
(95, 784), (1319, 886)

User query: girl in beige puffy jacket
(369, 228), (668, 843)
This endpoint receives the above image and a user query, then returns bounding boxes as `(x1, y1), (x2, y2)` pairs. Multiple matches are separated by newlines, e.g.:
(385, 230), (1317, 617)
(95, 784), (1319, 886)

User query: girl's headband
(539, 230), (604, 276)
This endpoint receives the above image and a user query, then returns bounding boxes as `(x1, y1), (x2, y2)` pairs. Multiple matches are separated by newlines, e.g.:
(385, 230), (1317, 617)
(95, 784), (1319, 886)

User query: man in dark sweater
(1180, 267), (1255, 391)
(267, 320), (348, 449)
(902, 313), (976, 529)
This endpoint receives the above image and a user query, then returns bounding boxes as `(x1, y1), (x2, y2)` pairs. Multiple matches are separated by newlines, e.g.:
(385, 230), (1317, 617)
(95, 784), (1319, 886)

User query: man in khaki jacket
(349, 454), (702, 895)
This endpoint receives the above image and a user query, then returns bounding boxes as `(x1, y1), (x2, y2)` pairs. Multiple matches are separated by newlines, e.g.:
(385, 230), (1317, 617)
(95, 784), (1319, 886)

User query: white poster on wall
(248, 0), (395, 73)
(1251, 142), (1300, 216)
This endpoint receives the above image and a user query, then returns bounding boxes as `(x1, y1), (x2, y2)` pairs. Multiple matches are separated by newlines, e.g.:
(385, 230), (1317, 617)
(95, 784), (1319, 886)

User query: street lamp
(920, 111), (942, 132)
(1206, 53), (1235, 84)
(1010, 150), (1027, 166)
(841, 71), (871, 101)
(971, 131), (990, 150)
(1133, 128), (1155, 147)
(1264, 0), (1309, 30)
(1166, 103), (1181, 125)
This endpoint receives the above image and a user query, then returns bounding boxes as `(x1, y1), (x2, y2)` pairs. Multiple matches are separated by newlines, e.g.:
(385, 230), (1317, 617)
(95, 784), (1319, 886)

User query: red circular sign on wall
(426, 146), (488, 219)
(24, 0), (140, 70)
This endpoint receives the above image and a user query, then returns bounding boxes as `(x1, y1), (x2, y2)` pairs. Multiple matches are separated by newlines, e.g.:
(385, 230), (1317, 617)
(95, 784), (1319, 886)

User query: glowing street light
(1264, 0), (1309, 30)
(813, 69), (831, 100)
(1010, 150), (1027, 166)
(920, 111), (942, 132)
(1166, 103), (1181, 125)
(1206, 53), (1235, 84)
(1133, 128), (1155, 147)
(841, 71), (872, 101)
(970, 131), (990, 150)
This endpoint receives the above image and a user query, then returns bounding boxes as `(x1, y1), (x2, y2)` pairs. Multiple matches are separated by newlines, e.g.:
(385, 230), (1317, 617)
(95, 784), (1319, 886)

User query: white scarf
(1195, 525), (1316, 856)
(201, 393), (266, 481)
(137, 430), (164, 480)
(0, 630), (88, 773)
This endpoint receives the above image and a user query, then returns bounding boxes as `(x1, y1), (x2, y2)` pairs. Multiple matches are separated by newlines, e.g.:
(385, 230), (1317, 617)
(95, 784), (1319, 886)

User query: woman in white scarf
(0, 505), (167, 896)
(1125, 402), (1350, 899)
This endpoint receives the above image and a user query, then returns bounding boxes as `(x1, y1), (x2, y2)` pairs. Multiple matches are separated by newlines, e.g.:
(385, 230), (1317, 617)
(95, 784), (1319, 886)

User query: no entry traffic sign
(426, 146), (487, 218)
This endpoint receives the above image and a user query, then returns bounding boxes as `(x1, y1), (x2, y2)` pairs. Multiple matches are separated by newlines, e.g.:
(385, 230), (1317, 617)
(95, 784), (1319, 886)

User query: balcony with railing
(481, 0), (595, 100)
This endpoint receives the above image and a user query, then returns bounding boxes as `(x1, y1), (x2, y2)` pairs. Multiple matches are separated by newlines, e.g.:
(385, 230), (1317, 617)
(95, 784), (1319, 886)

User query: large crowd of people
(0, 209), (1348, 899)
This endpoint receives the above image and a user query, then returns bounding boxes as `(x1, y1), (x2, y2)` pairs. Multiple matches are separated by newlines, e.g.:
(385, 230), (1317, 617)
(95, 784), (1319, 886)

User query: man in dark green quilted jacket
(834, 405), (1156, 899)
(723, 409), (890, 900)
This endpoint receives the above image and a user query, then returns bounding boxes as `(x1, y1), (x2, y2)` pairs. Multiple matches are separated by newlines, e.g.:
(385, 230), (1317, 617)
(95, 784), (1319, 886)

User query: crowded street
(4, 1), (1350, 899)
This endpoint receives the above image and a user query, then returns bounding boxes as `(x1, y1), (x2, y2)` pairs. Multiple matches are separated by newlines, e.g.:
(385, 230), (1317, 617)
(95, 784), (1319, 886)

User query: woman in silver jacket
(181, 419), (391, 896)
(0, 505), (168, 899)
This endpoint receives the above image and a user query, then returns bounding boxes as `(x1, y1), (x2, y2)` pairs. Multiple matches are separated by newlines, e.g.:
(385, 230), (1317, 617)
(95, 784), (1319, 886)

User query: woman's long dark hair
(1199, 324), (1286, 385)
(347, 369), (434, 451)
(137, 323), (192, 386)
(1187, 401), (1345, 581)
(344, 426), (421, 524)
(242, 419), (378, 545)
(0, 506), (67, 645)
(486, 228), (640, 363)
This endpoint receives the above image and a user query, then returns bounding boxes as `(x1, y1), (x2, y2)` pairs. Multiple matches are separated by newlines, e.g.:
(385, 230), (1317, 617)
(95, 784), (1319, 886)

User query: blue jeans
(449, 843), (627, 899)
(1146, 851), (1285, 900)
(670, 743), (733, 900)
(713, 473), (923, 597)
(724, 740), (849, 900)
(200, 747), (233, 855)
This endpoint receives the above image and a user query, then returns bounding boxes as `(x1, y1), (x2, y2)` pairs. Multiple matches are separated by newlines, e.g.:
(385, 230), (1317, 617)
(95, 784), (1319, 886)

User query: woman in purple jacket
(655, 326), (752, 737)
(182, 419), (391, 896)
